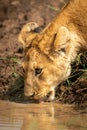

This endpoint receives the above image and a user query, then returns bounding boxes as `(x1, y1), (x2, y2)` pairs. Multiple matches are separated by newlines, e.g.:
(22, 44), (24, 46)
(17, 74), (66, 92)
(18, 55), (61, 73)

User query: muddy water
(0, 100), (87, 130)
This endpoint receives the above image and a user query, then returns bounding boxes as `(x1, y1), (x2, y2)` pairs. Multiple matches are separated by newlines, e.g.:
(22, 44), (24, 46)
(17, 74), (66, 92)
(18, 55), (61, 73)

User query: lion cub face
(23, 46), (71, 101)
(19, 23), (75, 101)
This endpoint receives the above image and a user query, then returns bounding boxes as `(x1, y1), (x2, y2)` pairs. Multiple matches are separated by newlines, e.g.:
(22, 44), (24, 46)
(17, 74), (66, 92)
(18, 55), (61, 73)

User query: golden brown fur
(19, 0), (87, 101)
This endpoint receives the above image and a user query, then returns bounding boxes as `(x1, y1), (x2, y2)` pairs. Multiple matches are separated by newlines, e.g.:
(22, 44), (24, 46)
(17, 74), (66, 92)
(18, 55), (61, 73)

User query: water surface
(0, 100), (87, 130)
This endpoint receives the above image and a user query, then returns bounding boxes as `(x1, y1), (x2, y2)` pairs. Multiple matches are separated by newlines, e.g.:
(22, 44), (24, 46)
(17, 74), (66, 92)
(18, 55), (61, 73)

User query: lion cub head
(19, 22), (78, 101)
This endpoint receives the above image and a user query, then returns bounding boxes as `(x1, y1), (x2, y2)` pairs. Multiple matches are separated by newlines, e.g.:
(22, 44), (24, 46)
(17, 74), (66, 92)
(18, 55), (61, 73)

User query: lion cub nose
(24, 87), (35, 97)
(25, 91), (35, 97)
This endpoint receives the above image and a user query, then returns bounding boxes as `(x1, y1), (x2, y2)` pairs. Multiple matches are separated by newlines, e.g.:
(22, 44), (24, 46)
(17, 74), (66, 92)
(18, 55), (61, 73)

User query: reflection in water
(0, 100), (87, 130)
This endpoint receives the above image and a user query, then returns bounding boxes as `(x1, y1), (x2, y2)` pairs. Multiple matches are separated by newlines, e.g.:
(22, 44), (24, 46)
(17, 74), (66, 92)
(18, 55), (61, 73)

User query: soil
(0, 0), (87, 105)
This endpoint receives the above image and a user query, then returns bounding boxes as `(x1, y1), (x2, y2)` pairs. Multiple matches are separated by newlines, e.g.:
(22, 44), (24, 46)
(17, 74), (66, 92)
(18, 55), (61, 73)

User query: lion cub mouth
(27, 88), (55, 103)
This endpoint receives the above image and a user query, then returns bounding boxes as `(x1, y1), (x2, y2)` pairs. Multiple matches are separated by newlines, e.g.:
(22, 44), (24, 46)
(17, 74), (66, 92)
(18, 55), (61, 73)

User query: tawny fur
(19, 0), (87, 101)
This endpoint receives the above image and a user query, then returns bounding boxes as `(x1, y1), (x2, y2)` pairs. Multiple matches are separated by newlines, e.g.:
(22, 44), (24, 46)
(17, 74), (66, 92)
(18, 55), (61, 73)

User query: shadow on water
(0, 100), (87, 130)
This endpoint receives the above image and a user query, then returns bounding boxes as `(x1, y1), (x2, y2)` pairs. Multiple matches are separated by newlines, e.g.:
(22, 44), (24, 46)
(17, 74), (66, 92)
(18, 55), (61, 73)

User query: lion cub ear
(19, 22), (38, 49)
(54, 26), (70, 51)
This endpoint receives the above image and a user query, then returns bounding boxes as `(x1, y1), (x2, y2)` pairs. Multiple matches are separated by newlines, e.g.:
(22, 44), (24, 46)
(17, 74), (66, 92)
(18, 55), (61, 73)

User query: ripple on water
(0, 100), (87, 130)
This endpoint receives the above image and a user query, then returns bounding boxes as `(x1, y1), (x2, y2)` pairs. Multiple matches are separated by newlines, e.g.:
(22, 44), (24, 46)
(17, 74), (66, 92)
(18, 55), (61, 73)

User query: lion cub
(19, 0), (87, 101)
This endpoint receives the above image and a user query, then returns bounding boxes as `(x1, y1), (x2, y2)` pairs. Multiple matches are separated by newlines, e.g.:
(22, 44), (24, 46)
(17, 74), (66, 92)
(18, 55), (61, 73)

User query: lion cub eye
(59, 48), (66, 53)
(35, 68), (42, 76)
